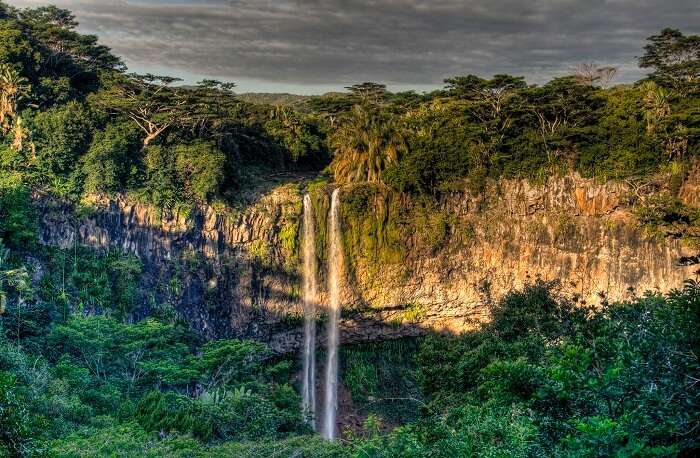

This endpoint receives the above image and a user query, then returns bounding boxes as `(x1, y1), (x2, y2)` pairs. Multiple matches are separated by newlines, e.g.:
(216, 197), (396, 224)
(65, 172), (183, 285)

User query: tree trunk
(143, 132), (158, 147)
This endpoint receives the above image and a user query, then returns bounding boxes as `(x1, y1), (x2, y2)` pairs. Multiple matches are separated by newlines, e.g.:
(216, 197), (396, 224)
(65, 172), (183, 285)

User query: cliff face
(336, 175), (694, 330)
(38, 184), (305, 342)
(37, 173), (699, 353)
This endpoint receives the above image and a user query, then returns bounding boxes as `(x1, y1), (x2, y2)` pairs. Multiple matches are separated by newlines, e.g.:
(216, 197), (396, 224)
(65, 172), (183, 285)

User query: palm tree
(640, 80), (670, 134)
(0, 64), (30, 132)
(329, 103), (406, 184)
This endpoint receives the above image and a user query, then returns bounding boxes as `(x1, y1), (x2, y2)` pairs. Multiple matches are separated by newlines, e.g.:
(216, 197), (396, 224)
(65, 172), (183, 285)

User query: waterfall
(301, 194), (317, 428)
(322, 188), (342, 440)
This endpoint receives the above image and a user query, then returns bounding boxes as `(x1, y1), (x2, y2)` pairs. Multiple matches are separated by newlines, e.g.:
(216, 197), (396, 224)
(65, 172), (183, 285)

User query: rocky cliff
(38, 184), (305, 342)
(37, 172), (699, 353)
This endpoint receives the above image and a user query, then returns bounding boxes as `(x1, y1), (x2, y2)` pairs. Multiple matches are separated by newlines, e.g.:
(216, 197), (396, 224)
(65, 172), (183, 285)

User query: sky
(9, 0), (700, 94)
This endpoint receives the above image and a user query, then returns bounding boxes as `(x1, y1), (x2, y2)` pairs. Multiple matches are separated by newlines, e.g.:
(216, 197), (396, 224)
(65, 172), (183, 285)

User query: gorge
(32, 170), (700, 442)
(0, 6), (697, 454)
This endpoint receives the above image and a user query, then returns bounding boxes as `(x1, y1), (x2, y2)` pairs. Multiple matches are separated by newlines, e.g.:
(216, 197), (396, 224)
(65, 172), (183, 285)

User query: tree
(0, 63), (30, 132)
(577, 86), (658, 179)
(0, 2), (17, 19)
(174, 141), (226, 202)
(185, 79), (239, 139)
(31, 100), (93, 177)
(19, 5), (77, 29)
(444, 74), (527, 166)
(264, 106), (326, 166)
(0, 178), (36, 248)
(444, 74), (526, 114)
(81, 122), (140, 194)
(0, 17), (39, 76)
(18, 5), (123, 75)
(640, 80), (670, 134)
(140, 141), (226, 206)
(93, 74), (186, 147)
(639, 28), (700, 95)
(345, 82), (389, 105)
(384, 99), (473, 194)
(329, 103), (407, 184)
(0, 371), (35, 457)
(142, 145), (179, 208)
(0, 240), (11, 315)
(525, 77), (601, 164)
(639, 80), (690, 160)
(574, 63), (617, 88)
(194, 339), (268, 389)
(0, 240), (32, 347)
(308, 92), (355, 124)
(94, 74), (237, 148)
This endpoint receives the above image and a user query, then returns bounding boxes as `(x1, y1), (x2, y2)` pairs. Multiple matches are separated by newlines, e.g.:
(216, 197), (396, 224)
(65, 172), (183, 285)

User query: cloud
(8, 0), (700, 92)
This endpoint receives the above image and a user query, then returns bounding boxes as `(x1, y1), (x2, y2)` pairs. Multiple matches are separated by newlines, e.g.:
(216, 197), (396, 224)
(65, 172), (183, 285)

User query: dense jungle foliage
(0, 2), (697, 208)
(0, 1), (699, 457)
(2, 236), (699, 457)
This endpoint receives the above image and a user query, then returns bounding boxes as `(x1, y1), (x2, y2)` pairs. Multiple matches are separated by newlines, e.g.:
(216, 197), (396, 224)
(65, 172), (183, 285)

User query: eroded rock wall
(340, 175), (695, 332)
(37, 173), (698, 353)
(38, 184), (305, 342)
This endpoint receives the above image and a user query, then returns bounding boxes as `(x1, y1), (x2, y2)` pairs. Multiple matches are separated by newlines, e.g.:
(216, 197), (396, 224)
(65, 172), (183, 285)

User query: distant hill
(236, 92), (313, 109)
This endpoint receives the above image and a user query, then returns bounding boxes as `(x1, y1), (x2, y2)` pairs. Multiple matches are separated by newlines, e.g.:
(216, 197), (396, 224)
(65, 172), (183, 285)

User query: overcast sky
(9, 0), (700, 94)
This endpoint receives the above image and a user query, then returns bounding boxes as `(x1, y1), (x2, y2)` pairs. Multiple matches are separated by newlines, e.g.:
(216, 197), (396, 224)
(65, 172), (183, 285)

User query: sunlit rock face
(680, 161), (700, 208)
(334, 174), (695, 338)
(37, 170), (698, 354)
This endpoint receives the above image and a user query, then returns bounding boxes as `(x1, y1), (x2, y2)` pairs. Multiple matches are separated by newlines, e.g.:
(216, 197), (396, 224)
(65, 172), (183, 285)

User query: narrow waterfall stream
(301, 194), (317, 428)
(322, 188), (342, 440)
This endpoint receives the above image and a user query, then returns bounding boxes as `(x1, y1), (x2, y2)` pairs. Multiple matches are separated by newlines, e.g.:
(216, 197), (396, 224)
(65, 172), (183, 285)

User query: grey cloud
(9, 0), (700, 91)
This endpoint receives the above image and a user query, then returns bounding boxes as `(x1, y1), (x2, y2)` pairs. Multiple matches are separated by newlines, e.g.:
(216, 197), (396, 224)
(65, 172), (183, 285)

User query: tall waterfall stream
(322, 188), (342, 440)
(301, 194), (317, 428)
(301, 189), (343, 440)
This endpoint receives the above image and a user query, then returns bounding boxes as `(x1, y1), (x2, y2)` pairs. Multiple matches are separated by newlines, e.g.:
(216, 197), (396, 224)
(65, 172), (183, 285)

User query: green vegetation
(0, 236), (309, 455)
(329, 102), (406, 184)
(1, 197), (699, 457)
(321, 31), (698, 194)
(0, 2), (329, 210)
(635, 192), (700, 244)
(0, 174), (35, 249)
(1, 1), (695, 211)
(350, 281), (700, 457)
(341, 339), (421, 426)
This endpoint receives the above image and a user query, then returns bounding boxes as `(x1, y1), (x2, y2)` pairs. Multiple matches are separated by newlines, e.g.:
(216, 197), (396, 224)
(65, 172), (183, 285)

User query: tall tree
(94, 74), (237, 148)
(345, 82), (389, 105)
(444, 74), (526, 115)
(639, 28), (700, 95)
(93, 74), (189, 147)
(18, 5), (123, 75)
(330, 103), (406, 184)
(444, 74), (527, 165)
(0, 1), (17, 19)
(0, 63), (29, 132)
(573, 63), (617, 87)
(525, 77), (601, 164)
